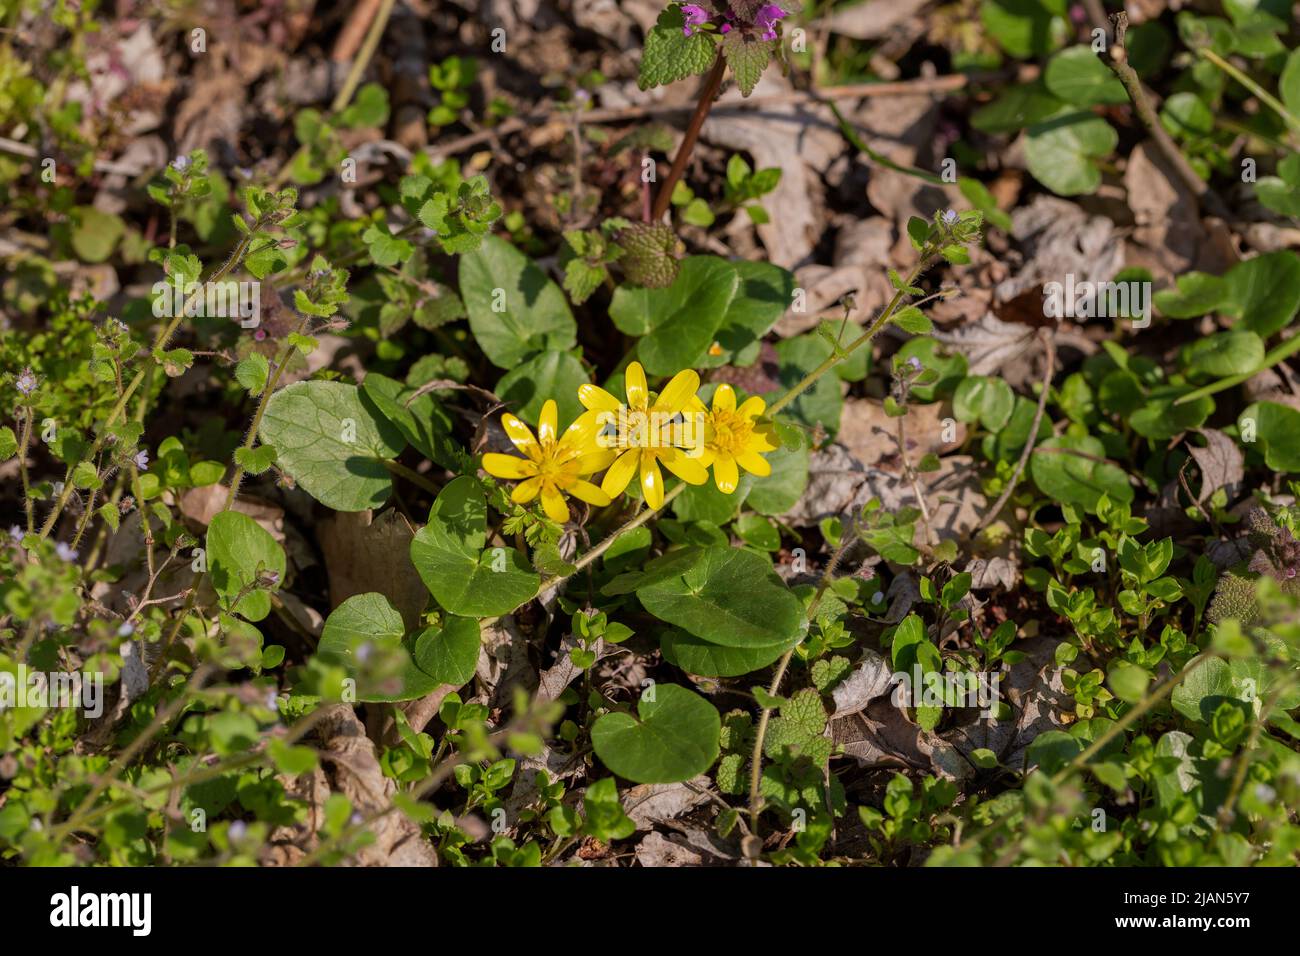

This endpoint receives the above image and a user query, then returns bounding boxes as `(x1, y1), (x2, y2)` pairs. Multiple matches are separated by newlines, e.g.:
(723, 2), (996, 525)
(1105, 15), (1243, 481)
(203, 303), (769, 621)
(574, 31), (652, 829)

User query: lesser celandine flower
(481, 400), (615, 524)
(690, 384), (777, 494)
(578, 361), (708, 510)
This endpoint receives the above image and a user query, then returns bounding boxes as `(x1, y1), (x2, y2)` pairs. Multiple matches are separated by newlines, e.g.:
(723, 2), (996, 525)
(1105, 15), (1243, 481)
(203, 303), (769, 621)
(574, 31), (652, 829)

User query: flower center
(707, 409), (753, 457)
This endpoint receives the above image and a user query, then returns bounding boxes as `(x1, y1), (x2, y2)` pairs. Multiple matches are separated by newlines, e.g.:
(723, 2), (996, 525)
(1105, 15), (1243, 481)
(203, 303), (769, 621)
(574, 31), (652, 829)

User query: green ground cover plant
(1, 0), (1299, 868)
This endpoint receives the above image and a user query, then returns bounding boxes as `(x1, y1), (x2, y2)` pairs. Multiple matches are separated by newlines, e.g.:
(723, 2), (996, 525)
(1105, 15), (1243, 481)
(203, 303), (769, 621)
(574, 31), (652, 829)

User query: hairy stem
(651, 53), (727, 221)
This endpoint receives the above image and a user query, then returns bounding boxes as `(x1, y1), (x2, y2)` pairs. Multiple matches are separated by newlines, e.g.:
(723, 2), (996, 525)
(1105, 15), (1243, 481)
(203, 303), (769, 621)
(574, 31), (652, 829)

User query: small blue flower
(55, 541), (78, 562)
(134, 449), (150, 471)
(942, 209), (958, 225)
(15, 367), (38, 396)
(117, 622), (135, 637)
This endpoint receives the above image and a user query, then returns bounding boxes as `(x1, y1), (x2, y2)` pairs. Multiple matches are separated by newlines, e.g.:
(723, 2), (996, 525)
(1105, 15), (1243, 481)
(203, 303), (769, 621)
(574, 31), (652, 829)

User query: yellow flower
(577, 361), (708, 509)
(481, 399), (615, 524)
(693, 384), (777, 494)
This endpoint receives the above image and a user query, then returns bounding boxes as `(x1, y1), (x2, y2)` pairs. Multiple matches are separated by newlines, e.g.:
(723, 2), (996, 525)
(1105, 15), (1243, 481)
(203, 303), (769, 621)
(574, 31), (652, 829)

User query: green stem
(1174, 331), (1300, 406)
(383, 458), (442, 496)
(1197, 48), (1300, 139)
(39, 233), (254, 539)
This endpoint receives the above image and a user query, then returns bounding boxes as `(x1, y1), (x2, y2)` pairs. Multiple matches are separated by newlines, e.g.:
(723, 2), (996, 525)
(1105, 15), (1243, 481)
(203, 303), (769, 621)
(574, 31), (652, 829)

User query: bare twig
(1100, 13), (1232, 220)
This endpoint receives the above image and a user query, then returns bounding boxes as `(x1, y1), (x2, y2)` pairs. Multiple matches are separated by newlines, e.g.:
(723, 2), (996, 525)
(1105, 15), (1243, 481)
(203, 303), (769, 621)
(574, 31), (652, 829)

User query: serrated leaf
(638, 7), (717, 91)
(722, 34), (773, 97)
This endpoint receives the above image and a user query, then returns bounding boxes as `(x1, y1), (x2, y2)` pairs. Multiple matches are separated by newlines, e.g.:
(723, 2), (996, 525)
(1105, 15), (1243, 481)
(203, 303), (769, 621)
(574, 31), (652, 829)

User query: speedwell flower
(578, 362), (708, 510)
(481, 400), (615, 524)
(690, 384), (777, 494)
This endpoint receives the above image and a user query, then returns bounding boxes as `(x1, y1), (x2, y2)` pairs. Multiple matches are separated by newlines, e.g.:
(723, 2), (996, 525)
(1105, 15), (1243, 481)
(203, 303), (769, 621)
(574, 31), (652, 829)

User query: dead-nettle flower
(15, 366), (38, 396)
(681, 3), (710, 34)
(753, 3), (786, 40)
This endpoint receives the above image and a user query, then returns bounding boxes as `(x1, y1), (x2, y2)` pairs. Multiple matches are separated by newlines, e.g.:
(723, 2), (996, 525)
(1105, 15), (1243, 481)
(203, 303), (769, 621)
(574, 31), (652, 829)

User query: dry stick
(427, 73), (988, 160)
(272, 0), (397, 187)
(331, 0), (384, 63)
(651, 53), (728, 221)
(975, 329), (1056, 533)
(1101, 13), (1232, 222)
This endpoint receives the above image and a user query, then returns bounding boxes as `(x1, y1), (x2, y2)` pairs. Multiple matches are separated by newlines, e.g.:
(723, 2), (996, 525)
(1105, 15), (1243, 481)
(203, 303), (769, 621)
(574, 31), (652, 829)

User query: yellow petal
(660, 448), (709, 485)
(569, 479), (612, 507)
(713, 455), (739, 494)
(540, 483), (570, 523)
(500, 413), (540, 460)
(737, 450), (772, 477)
(640, 455), (664, 509)
(578, 383), (621, 413)
(537, 399), (558, 444)
(654, 368), (700, 416)
(625, 362), (648, 411)
(573, 448), (618, 475)
(601, 448), (640, 498)
(686, 395), (708, 415)
(512, 477), (542, 503)
(712, 383), (736, 413)
(737, 395), (766, 419)
(750, 424), (779, 452)
(482, 453), (539, 480)
(561, 409), (607, 452)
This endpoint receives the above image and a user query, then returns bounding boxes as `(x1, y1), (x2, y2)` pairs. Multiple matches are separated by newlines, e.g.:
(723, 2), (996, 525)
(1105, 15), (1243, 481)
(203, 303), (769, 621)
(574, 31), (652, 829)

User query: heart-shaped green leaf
(591, 683), (720, 783)
(610, 256), (741, 376)
(1030, 433), (1134, 513)
(634, 546), (805, 648)
(316, 592), (441, 702)
(259, 380), (406, 511)
(459, 235), (576, 369)
(412, 615), (480, 688)
(1024, 110), (1117, 196)
(207, 511), (285, 623)
(410, 476), (539, 616)
(660, 628), (794, 678)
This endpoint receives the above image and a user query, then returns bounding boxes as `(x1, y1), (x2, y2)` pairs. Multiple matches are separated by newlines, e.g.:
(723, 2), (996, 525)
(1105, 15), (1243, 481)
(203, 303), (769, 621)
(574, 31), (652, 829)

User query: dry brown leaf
(1187, 428), (1245, 505)
(317, 509), (427, 630)
(829, 649), (894, 718)
(623, 777), (711, 830)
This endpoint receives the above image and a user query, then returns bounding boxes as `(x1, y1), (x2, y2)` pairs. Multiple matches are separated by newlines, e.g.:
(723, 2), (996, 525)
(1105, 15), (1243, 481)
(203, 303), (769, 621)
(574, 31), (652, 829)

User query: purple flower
(117, 622), (135, 637)
(754, 4), (786, 40)
(134, 449), (149, 471)
(8, 525), (21, 543)
(171, 155), (191, 173)
(907, 356), (923, 371)
(55, 541), (78, 562)
(15, 367), (38, 396)
(228, 820), (248, 841)
(681, 3), (709, 35)
(942, 208), (958, 225)
(356, 641), (373, 663)
(720, 21), (731, 33)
